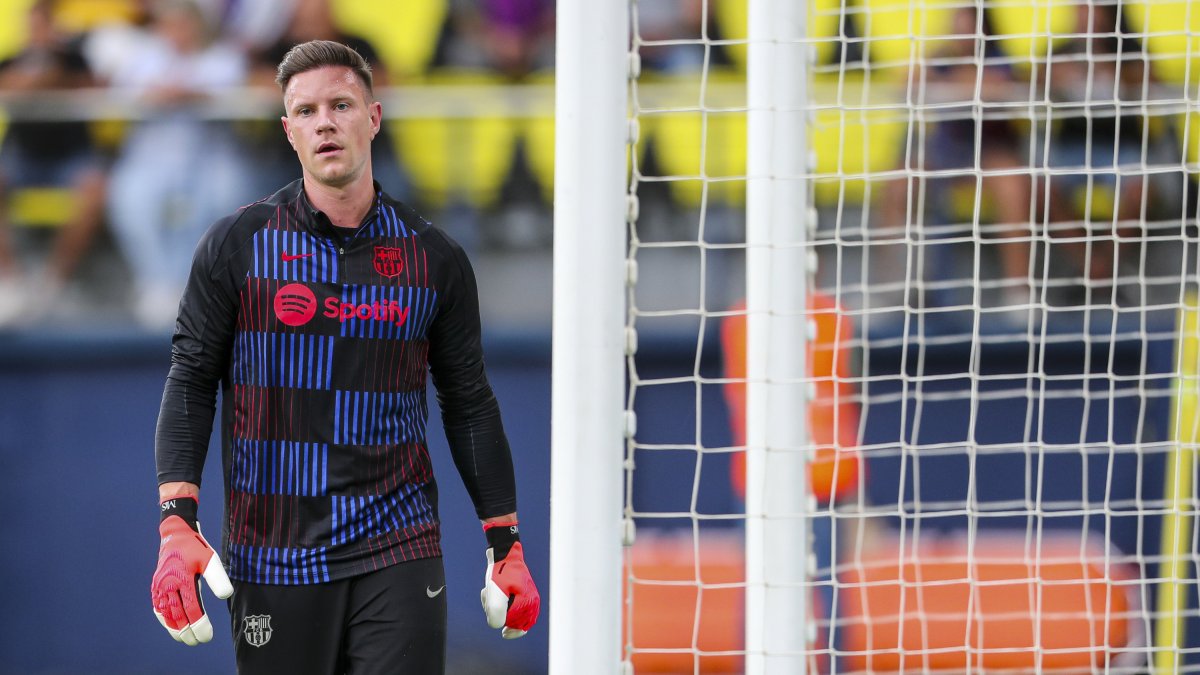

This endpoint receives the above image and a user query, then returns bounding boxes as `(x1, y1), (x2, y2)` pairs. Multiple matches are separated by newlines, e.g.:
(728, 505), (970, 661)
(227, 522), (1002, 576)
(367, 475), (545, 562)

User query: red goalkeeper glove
(480, 521), (541, 639)
(150, 496), (233, 645)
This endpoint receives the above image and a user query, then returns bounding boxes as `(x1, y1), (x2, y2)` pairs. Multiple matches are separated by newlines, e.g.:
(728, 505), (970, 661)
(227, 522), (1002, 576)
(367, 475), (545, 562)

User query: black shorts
(228, 557), (447, 674)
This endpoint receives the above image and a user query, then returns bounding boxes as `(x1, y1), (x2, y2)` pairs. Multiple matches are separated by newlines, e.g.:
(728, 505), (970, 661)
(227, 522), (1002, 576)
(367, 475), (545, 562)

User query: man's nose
(315, 109), (336, 131)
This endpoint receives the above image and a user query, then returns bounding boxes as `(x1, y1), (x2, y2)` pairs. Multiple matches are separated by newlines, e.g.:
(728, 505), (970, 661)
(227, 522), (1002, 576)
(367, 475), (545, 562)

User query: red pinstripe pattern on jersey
(216, 190), (458, 585)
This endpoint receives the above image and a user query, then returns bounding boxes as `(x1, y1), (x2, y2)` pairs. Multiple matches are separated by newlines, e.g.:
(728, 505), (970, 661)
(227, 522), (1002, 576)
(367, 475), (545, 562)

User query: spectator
(636, 0), (733, 73)
(878, 6), (1034, 315)
(211, 0), (297, 54)
(242, 0), (407, 201)
(104, 0), (250, 328)
(435, 0), (554, 79)
(0, 0), (109, 326)
(1040, 3), (1147, 304)
(80, 0), (155, 85)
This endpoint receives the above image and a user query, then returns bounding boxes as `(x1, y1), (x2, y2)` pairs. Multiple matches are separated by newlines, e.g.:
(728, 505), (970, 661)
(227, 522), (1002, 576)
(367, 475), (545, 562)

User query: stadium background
(0, 0), (1198, 672)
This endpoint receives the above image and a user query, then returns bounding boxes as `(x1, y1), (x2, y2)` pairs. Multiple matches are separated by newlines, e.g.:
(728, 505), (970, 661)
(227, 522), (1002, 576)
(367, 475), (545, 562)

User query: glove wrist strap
(160, 495), (199, 531)
(484, 520), (519, 560)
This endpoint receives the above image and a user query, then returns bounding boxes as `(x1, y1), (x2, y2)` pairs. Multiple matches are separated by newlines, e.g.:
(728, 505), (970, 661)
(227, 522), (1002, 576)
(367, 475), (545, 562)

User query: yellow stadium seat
(518, 71), (556, 204)
(987, 0), (1076, 65)
(711, 0), (843, 70)
(0, 107), (77, 230)
(53, 0), (140, 33)
(809, 0), (845, 67)
(390, 70), (518, 210)
(521, 114), (555, 204)
(811, 107), (907, 206)
(810, 71), (908, 207)
(86, 119), (129, 155)
(1070, 183), (1117, 221)
(8, 187), (76, 229)
(711, 0), (749, 69)
(645, 70), (748, 209)
(648, 69), (906, 210)
(854, 0), (958, 80)
(331, 0), (448, 79)
(521, 70), (647, 205)
(1126, 0), (1200, 86)
(942, 179), (998, 224)
(0, 0), (34, 62)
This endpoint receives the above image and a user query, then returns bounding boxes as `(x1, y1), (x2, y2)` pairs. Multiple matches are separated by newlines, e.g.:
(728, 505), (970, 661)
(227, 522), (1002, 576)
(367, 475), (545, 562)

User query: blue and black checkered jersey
(154, 179), (517, 584)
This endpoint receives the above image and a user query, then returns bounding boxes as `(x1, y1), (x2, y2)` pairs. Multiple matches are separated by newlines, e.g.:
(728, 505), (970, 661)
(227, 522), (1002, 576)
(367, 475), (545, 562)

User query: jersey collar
(293, 180), (383, 239)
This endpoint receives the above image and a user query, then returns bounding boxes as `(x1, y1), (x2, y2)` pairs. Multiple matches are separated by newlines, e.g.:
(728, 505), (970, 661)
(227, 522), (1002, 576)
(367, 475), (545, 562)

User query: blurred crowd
(0, 0), (1193, 331)
(0, 0), (559, 329)
(866, 2), (1180, 317)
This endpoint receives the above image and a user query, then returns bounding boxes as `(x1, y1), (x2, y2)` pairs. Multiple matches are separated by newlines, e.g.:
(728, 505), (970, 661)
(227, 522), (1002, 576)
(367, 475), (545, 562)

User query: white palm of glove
(481, 542), (543, 639)
(151, 518), (234, 646)
(481, 548), (528, 639)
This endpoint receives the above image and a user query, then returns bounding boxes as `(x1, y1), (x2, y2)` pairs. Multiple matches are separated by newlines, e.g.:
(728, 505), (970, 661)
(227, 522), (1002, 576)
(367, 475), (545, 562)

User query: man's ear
(281, 115), (295, 148)
(370, 101), (382, 139)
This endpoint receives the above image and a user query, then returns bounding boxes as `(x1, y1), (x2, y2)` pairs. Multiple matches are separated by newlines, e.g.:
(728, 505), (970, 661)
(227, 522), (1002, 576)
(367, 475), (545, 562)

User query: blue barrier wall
(0, 330), (550, 675)
(1, 317), (1196, 673)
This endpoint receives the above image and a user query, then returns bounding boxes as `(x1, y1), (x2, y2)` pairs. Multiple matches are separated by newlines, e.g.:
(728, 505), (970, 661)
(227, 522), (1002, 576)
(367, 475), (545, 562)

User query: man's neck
(303, 175), (375, 229)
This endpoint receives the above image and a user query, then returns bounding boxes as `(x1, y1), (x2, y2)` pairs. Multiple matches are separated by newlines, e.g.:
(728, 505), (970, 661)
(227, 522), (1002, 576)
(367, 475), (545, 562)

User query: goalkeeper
(149, 40), (539, 673)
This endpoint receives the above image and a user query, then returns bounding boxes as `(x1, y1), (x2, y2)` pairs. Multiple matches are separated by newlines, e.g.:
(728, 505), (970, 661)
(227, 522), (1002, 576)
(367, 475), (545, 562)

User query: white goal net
(618, 0), (1200, 671)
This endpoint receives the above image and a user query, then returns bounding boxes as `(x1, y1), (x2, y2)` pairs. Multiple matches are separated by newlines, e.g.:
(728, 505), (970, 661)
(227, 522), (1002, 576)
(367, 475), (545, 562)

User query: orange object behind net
(625, 532), (1144, 673)
(838, 532), (1144, 672)
(625, 532), (745, 673)
(720, 293), (861, 502)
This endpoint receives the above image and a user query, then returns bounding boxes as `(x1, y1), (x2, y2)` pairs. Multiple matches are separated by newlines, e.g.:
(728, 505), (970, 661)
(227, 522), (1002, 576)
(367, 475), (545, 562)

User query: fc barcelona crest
(242, 614), (273, 648)
(374, 246), (405, 278)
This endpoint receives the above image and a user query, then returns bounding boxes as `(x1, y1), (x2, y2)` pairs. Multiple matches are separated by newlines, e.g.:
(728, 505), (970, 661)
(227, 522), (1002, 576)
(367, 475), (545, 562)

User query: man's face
(281, 66), (381, 189)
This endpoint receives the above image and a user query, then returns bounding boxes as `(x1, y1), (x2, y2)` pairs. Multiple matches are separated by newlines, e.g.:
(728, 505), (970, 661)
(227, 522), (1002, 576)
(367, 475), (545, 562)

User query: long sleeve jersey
(155, 179), (516, 584)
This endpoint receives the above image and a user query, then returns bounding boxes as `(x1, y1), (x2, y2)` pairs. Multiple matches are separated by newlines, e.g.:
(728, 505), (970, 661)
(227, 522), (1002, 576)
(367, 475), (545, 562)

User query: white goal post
(549, 0), (628, 673)
(552, 0), (1200, 672)
(744, 0), (813, 671)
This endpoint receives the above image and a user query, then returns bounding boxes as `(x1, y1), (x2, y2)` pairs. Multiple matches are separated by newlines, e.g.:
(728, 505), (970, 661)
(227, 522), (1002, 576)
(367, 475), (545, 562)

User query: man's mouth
(316, 142), (342, 156)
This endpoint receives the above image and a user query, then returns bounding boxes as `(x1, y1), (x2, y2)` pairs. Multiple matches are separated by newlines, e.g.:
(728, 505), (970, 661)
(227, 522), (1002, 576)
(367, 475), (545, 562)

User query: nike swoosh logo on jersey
(281, 251), (315, 262)
(426, 585), (445, 598)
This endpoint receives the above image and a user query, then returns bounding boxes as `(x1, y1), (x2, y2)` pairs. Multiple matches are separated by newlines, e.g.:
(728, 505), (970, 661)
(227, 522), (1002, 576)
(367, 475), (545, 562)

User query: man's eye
(297, 108), (312, 116)
(335, 103), (350, 111)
